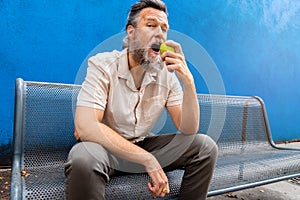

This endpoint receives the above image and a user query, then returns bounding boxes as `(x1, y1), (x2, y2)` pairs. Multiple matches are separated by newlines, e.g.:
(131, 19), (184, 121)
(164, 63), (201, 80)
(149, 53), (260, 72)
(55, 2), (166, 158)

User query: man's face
(128, 7), (169, 69)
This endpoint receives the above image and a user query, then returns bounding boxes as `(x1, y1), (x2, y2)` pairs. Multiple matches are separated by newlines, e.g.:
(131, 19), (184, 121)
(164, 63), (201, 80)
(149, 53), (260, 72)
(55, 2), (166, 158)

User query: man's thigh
(139, 134), (199, 170)
(66, 141), (119, 179)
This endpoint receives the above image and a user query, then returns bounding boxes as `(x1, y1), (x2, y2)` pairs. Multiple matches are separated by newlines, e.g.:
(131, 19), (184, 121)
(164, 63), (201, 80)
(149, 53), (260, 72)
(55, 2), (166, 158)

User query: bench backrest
(14, 79), (273, 166)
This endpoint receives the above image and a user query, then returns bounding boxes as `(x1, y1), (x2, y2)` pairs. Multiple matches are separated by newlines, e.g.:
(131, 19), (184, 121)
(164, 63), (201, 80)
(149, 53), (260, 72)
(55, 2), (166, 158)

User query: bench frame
(11, 78), (300, 199)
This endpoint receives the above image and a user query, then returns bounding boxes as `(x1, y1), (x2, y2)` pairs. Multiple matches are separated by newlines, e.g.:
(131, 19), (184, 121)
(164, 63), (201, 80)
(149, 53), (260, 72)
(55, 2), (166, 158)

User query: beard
(129, 35), (164, 73)
(140, 49), (164, 73)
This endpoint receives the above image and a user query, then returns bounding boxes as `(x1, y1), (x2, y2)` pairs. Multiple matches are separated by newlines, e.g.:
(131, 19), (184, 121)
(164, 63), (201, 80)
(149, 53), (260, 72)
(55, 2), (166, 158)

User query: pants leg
(178, 134), (218, 200)
(64, 134), (217, 200)
(140, 134), (218, 200)
(64, 141), (118, 200)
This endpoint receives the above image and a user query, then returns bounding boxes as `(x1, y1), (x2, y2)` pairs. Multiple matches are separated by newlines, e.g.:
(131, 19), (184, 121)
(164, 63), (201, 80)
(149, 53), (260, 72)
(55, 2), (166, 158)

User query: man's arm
(163, 40), (200, 135)
(167, 83), (199, 134)
(75, 106), (169, 197)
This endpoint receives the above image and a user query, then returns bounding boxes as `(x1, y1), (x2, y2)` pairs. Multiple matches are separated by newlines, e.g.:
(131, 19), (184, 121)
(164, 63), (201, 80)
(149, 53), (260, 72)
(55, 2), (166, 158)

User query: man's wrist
(180, 72), (194, 86)
(182, 78), (196, 91)
(143, 153), (160, 172)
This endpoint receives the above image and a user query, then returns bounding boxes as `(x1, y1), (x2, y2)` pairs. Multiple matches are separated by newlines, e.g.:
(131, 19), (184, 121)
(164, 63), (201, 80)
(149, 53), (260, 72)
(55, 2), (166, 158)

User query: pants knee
(64, 142), (109, 200)
(193, 134), (218, 162)
(70, 152), (94, 172)
(65, 142), (111, 182)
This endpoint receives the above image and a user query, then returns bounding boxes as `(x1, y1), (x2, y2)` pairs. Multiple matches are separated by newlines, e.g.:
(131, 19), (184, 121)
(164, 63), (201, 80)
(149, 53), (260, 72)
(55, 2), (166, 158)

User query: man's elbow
(74, 118), (88, 140)
(74, 115), (97, 141)
(179, 125), (199, 135)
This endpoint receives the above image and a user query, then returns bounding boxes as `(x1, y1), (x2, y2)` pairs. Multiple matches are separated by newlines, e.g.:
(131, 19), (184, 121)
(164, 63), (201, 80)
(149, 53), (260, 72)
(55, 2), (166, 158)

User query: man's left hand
(161, 40), (194, 86)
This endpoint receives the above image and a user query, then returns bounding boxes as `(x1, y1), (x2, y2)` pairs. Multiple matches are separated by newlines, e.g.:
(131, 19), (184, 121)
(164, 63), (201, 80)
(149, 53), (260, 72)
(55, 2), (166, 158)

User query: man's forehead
(139, 7), (168, 25)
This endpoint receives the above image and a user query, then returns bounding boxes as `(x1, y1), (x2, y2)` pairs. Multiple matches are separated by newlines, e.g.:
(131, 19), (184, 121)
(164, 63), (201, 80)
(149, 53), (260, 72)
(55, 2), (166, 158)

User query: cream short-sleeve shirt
(77, 48), (183, 142)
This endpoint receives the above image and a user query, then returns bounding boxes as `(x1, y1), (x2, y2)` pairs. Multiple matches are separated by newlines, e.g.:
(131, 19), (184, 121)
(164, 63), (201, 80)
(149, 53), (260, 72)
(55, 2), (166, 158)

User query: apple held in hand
(160, 43), (175, 54)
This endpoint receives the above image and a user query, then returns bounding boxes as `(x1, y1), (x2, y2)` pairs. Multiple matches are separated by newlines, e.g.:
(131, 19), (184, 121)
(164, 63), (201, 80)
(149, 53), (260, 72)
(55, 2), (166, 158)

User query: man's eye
(147, 24), (155, 28)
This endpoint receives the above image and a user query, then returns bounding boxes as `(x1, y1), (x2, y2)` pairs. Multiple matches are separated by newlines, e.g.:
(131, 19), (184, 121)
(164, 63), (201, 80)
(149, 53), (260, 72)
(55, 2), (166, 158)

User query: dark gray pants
(64, 134), (218, 200)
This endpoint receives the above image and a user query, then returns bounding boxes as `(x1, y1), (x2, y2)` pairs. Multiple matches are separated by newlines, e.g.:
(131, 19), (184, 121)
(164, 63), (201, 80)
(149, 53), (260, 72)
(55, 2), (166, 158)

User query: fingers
(160, 40), (194, 85)
(144, 154), (169, 198)
(162, 51), (185, 63)
(164, 55), (184, 71)
(162, 51), (187, 75)
(164, 40), (183, 54)
(160, 40), (186, 72)
(147, 169), (170, 198)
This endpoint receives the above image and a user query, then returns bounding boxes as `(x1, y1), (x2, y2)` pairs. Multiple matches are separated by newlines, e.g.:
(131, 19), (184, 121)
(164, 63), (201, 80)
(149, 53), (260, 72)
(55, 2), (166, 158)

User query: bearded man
(64, 0), (218, 199)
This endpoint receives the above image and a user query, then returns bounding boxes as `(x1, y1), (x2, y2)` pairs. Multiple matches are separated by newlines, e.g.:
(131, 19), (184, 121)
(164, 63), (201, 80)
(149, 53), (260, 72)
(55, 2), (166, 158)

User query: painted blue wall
(1, 0), (300, 165)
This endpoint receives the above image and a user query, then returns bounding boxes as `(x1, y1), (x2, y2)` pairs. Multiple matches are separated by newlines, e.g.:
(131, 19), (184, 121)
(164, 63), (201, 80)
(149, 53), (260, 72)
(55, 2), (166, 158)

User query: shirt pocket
(142, 95), (166, 123)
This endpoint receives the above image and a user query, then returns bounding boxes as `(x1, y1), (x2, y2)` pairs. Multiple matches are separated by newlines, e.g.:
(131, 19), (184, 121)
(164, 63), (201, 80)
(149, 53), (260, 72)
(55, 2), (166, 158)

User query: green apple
(160, 43), (175, 54)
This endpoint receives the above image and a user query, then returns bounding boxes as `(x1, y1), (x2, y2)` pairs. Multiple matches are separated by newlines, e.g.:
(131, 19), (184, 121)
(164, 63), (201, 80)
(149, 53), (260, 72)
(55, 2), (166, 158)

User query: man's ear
(127, 25), (135, 39)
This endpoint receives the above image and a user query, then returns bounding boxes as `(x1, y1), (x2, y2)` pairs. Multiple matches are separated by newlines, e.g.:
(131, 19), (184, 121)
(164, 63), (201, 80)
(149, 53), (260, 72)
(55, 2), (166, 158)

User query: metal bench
(11, 78), (300, 199)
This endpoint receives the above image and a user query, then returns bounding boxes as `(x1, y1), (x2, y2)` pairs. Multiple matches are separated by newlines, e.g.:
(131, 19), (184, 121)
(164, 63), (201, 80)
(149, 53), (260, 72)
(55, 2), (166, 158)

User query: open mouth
(151, 43), (160, 53)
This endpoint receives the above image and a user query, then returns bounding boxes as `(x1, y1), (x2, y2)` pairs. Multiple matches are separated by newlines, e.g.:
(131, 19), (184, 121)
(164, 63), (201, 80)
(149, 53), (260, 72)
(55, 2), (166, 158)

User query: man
(64, 0), (218, 199)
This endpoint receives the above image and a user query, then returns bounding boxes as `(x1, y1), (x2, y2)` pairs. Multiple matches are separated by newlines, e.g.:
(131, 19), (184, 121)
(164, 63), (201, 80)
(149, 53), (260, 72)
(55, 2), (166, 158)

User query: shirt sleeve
(166, 73), (183, 107)
(76, 55), (110, 110)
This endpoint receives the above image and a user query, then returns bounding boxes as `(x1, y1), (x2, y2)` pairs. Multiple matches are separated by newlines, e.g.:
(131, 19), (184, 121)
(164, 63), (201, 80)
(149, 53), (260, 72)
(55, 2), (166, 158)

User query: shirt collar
(117, 48), (131, 79)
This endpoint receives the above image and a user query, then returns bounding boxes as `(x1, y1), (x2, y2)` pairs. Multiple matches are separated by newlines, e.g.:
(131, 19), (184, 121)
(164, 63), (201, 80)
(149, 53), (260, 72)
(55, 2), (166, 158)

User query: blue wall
(1, 0), (300, 165)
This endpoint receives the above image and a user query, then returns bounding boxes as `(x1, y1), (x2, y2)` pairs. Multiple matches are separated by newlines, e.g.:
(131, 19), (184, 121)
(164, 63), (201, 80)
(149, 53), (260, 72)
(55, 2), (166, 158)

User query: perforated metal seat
(11, 78), (300, 199)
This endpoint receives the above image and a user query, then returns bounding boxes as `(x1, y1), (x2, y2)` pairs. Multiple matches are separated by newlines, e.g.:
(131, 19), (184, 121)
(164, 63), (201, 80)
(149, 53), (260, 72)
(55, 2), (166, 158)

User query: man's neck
(128, 52), (139, 70)
(130, 65), (146, 90)
(128, 52), (146, 90)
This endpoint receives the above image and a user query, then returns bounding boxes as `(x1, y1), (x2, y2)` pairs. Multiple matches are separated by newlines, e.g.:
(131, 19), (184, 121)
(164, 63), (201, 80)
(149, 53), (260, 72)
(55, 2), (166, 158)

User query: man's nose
(154, 26), (165, 39)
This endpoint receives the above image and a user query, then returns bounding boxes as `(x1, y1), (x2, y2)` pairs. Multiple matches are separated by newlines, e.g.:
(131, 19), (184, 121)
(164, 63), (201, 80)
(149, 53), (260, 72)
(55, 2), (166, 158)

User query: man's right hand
(145, 155), (170, 198)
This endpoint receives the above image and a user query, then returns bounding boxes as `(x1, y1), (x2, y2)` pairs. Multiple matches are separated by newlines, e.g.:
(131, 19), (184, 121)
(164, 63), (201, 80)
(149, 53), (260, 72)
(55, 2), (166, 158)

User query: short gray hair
(123, 0), (168, 49)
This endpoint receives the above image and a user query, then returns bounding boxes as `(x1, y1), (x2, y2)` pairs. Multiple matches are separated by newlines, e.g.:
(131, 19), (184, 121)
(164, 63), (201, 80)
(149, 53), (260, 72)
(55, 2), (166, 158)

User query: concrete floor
(207, 179), (300, 200)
